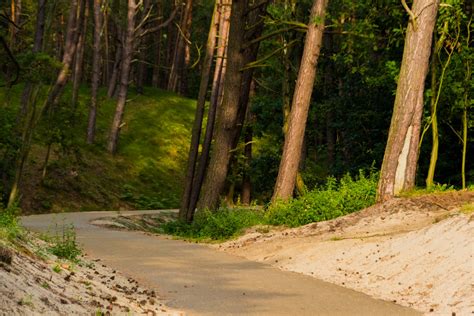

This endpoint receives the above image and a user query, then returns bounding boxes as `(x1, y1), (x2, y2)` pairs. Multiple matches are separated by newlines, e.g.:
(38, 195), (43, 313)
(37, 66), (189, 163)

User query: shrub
(162, 208), (265, 240)
(48, 223), (82, 261)
(266, 170), (378, 227)
(0, 205), (22, 241)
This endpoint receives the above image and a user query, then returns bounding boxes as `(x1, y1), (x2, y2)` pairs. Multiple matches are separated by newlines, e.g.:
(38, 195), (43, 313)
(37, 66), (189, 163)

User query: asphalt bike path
(22, 211), (420, 316)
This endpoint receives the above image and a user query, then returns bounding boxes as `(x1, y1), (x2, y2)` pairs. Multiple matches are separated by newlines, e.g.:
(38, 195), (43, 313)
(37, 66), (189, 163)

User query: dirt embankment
(0, 235), (181, 315)
(216, 191), (474, 315)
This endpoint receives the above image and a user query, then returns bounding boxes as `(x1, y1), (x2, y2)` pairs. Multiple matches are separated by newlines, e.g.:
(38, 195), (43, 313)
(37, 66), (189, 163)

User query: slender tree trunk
(377, 0), (439, 202)
(72, 0), (89, 110)
(9, 0), (22, 49)
(107, 0), (137, 154)
(167, 0), (192, 93)
(107, 40), (122, 98)
(45, 0), (81, 108)
(461, 59), (470, 189)
(272, 0), (329, 201)
(19, 0), (47, 117)
(152, 0), (163, 88)
(136, 0), (151, 94)
(197, 0), (266, 211)
(179, 3), (193, 95)
(87, 0), (102, 144)
(179, 1), (219, 222)
(241, 108), (253, 205)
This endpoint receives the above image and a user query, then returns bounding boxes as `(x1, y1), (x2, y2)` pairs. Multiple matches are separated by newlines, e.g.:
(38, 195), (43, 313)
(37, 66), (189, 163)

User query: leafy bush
(266, 170), (378, 227)
(0, 205), (22, 241)
(162, 208), (265, 240)
(48, 223), (82, 261)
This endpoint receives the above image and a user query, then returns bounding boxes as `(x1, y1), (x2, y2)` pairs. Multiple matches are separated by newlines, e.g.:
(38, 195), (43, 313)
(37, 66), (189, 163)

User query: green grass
(161, 171), (378, 241)
(265, 170), (378, 227)
(1, 85), (195, 212)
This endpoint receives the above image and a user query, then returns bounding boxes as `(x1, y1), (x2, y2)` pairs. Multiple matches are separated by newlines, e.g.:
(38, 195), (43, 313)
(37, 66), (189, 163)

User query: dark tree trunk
(107, 38), (122, 98)
(72, 0), (89, 110)
(19, 0), (47, 116)
(197, 0), (267, 211)
(136, 0), (151, 94)
(86, 0), (102, 144)
(45, 0), (82, 108)
(152, 0), (163, 88)
(272, 0), (329, 201)
(107, 0), (137, 154)
(179, 1), (219, 222)
(167, 0), (192, 93)
(377, 0), (440, 202)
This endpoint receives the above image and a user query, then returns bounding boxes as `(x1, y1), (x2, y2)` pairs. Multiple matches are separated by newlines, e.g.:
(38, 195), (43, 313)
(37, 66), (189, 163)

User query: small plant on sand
(48, 223), (82, 261)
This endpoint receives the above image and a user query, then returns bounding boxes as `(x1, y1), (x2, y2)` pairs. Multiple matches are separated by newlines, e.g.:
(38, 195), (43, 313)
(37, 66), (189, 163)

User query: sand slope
(217, 191), (474, 315)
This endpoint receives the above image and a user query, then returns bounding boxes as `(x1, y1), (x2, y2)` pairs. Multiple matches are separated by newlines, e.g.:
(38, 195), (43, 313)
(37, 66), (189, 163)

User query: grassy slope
(1, 85), (195, 213)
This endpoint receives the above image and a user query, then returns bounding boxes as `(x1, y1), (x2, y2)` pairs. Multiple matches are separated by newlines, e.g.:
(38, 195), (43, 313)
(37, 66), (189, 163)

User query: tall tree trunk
(179, 1), (219, 222)
(87, 0), (103, 144)
(136, 0), (151, 94)
(272, 0), (329, 201)
(241, 107), (254, 205)
(377, 0), (440, 202)
(197, 0), (266, 211)
(45, 0), (82, 108)
(152, 0), (163, 88)
(107, 39), (122, 98)
(19, 0), (47, 116)
(72, 0), (89, 110)
(9, 0), (21, 49)
(167, 0), (192, 93)
(107, 0), (137, 154)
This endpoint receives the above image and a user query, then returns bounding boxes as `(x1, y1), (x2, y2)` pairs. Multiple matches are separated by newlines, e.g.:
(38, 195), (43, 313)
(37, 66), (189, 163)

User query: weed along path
(22, 211), (419, 316)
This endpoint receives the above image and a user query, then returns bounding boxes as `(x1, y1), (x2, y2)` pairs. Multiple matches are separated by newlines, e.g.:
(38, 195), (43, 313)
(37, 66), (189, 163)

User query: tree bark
(197, 0), (266, 211)
(167, 0), (192, 93)
(179, 1), (219, 222)
(377, 0), (440, 202)
(86, 0), (102, 144)
(45, 0), (81, 108)
(72, 0), (89, 110)
(151, 0), (163, 88)
(107, 0), (137, 154)
(272, 0), (328, 201)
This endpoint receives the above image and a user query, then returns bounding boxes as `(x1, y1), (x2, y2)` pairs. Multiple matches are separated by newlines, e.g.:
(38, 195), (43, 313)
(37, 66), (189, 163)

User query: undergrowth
(0, 205), (23, 241)
(266, 170), (378, 227)
(163, 171), (378, 240)
(45, 223), (82, 261)
(162, 208), (265, 241)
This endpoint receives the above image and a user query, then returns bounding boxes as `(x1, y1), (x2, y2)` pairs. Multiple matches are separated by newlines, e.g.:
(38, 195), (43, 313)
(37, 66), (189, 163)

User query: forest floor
(0, 233), (180, 315)
(215, 191), (473, 315)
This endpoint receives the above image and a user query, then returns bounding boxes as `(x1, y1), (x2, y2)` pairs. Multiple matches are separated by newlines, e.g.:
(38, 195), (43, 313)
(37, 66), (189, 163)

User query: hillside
(1, 86), (195, 213)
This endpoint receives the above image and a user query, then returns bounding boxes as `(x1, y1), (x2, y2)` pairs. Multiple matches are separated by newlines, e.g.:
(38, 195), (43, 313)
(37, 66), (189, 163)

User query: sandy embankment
(216, 192), (474, 315)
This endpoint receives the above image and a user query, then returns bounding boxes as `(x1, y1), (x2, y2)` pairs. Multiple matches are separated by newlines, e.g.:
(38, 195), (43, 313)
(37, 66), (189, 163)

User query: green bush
(162, 208), (265, 240)
(48, 223), (82, 261)
(266, 170), (378, 227)
(0, 205), (22, 241)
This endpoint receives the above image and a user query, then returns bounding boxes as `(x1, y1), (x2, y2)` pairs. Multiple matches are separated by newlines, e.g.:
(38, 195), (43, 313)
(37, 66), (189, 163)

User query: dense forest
(0, 0), (472, 220)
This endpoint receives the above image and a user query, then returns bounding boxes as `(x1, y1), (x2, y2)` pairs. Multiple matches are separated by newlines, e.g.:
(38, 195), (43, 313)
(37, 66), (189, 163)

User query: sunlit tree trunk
(198, 0), (266, 211)
(107, 0), (137, 154)
(377, 0), (439, 202)
(272, 0), (329, 201)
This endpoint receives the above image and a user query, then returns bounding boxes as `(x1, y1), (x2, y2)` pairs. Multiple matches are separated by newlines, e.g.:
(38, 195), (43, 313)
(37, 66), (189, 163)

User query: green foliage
(47, 224), (82, 261)
(266, 171), (378, 227)
(162, 208), (266, 241)
(0, 205), (22, 241)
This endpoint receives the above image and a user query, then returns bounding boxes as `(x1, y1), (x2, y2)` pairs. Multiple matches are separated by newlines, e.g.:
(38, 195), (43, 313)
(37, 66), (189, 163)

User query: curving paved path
(22, 211), (420, 316)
